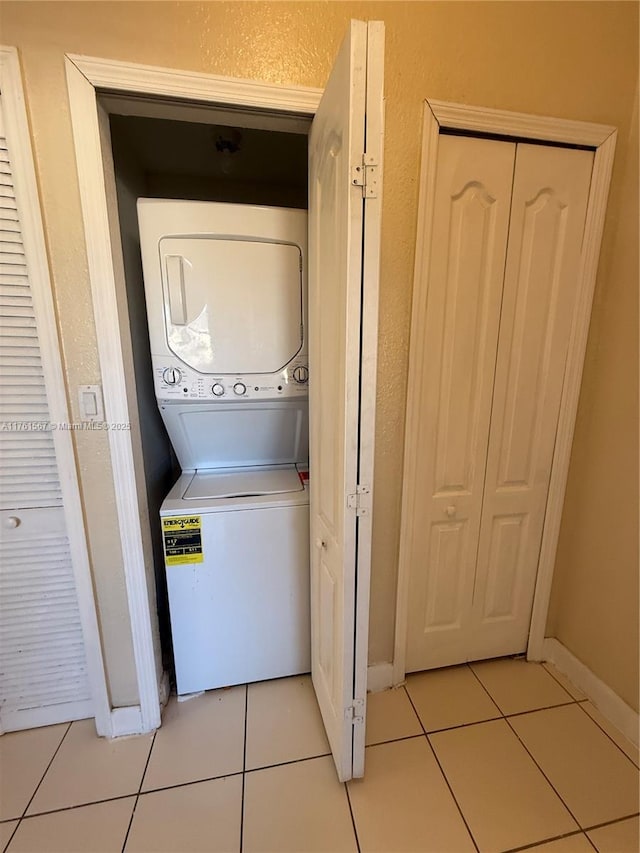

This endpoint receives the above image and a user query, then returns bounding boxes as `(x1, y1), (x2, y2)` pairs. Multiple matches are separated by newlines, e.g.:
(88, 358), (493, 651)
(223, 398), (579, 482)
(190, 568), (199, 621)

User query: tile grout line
(17, 747), (339, 827)
(3, 721), (72, 853)
(402, 683), (481, 853)
(580, 811), (640, 833)
(10, 702), (634, 837)
(466, 664), (586, 834)
(367, 732), (425, 748)
(343, 782), (361, 853)
(485, 679), (640, 836)
(244, 750), (331, 776)
(20, 776), (247, 820)
(585, 831), (600, 852)
(411, 699), (577, 740)
(466, 660), (577, 726)
(1, 820), (19, 853)
(573, 697), (640, 771)
(15, 792), (148, 822)
(423, 734), (480, 853)
(467, 660), (575, 717)
(406, 662), (576, 732)
(7, 666), (635, 852)
(121, 729), (157, 853)
(504, 714), (585, 831)
(503, 700), (578, 721)
(541, 662), (587, 702)
(138, 726), (158, 793)
(502, 827), (594, 853)
(20, 721), (73, 819)
(239, 683), (248, 853)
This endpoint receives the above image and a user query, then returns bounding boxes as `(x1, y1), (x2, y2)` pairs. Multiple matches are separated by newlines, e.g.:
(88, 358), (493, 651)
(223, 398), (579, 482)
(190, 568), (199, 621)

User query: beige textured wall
(547, 84), (639, 713)
(1, 1), (637, 705)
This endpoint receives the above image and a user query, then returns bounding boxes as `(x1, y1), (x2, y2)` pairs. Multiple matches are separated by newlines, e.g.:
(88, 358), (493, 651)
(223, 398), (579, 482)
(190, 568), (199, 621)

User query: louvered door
(0, 94), (93, 732)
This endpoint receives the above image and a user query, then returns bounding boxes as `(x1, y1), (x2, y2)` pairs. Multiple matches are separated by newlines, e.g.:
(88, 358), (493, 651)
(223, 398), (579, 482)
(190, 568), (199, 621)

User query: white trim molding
(110, 704), (144, 738)
(67, 54), (322, 113)
(367, 663), (393, 693)
(544, 638), (639, 747)
(394, 99), (616, 684)
(0, 46), (113, 736)
(65, 58), (160, 734)
(527, 127), (616, 659)
(63, 54), (322, 734)
(393, 101), (441, 685)
(427, 99), (614, 147)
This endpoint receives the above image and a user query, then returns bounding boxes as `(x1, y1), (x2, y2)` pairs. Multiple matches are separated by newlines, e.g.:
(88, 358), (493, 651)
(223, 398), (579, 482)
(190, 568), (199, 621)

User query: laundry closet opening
(103, 96), (312, 690)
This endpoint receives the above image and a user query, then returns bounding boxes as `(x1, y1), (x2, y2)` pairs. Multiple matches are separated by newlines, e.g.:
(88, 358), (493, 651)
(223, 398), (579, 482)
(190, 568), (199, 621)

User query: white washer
(138, 200), (311, 695)
(161, 466), (310, 695)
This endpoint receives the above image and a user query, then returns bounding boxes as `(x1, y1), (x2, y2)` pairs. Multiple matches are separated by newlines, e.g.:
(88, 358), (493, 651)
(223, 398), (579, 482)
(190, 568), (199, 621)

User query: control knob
(212, 383), (225, 397)
(162, 367), (182, 385)
(292, 365), (309, 384)
(233, 382), (247, 396)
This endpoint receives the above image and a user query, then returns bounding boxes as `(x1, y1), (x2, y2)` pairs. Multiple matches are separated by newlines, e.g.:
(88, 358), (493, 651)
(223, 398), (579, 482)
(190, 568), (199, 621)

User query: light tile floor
(1, 659), (638, 853)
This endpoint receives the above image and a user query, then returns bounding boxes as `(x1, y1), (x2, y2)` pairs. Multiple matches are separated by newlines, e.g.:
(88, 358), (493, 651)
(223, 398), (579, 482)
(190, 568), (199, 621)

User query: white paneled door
(0, 79), (94, 731)
(469, 144), (593, 659)
(406, 134), (593, 672)
(405, 135), (516, 670)
(308, 20), (383, 782)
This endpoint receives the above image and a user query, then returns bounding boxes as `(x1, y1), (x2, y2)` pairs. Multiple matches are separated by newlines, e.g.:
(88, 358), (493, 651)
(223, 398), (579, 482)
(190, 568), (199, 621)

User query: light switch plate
(78, 384), (104, 422)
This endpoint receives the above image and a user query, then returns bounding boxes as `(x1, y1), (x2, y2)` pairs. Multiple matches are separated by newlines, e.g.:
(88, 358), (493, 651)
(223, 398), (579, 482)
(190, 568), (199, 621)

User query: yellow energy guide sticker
(163, 516), (203, 565)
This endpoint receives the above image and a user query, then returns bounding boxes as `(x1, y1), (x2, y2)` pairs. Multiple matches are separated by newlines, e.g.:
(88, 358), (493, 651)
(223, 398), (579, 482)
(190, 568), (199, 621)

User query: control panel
(152, 355), (309, 402)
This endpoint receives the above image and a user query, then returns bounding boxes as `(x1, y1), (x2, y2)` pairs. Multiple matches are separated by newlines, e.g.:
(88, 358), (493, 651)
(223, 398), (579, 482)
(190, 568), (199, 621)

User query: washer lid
(183, 465), (303, 500)
(159, 400), (308, 471)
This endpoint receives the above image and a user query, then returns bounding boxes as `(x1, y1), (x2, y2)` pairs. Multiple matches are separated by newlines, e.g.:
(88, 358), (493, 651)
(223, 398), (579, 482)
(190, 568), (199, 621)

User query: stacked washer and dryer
(138, 199), (311, 696)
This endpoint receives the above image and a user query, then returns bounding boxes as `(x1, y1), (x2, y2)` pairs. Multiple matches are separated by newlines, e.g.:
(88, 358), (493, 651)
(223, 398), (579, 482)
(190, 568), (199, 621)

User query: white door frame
(64, 53), (322, 733)
(0, 47), (112, 734)
(394, 99), (617, 684)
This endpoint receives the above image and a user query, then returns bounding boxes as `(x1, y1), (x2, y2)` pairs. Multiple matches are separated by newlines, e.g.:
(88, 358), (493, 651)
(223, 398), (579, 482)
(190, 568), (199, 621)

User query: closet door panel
(470, 143), (593, 657)
(406, 135), (515, 671)
(0, 93), (93, 730)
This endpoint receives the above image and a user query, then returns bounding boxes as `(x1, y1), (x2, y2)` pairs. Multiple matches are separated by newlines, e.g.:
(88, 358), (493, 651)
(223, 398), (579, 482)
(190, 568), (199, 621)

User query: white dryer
(138, 200), (310, 696)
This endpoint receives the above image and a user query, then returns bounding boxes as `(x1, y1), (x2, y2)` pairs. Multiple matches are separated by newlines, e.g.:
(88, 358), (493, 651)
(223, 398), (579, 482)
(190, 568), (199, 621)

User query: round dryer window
(160, 236), (303, 375)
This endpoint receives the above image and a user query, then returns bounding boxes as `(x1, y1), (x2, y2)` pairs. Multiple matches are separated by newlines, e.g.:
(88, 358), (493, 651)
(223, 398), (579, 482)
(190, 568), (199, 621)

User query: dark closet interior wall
(107, 110), (308, 673)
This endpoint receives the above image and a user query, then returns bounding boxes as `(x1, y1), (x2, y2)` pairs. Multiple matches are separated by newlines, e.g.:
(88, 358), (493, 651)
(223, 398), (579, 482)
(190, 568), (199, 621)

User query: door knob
(4, 516), (20, 529)
(445, 506), (457, 518)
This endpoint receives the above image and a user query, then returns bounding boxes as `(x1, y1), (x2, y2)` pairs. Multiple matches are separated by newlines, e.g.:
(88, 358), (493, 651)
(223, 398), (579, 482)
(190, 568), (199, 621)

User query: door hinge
(350, 153), (379, 198)
(344, 698), (365, 725)
(347, 484), (372, 517)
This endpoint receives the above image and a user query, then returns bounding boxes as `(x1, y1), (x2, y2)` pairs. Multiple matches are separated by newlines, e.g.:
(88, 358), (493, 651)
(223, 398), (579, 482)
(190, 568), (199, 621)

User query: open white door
(308, 19), (384, 782)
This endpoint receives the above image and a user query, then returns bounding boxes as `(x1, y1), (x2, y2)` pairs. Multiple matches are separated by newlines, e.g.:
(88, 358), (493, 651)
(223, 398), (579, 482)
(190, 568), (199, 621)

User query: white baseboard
(110, 704), (143, 737)
(107, 670), (169, 737)
(543, 638), (639, 746)
(367, 662), (394, 693)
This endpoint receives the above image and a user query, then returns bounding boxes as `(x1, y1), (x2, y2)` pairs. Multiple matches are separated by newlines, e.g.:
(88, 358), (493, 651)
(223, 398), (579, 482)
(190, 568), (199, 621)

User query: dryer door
(159, 237), (303, 374)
